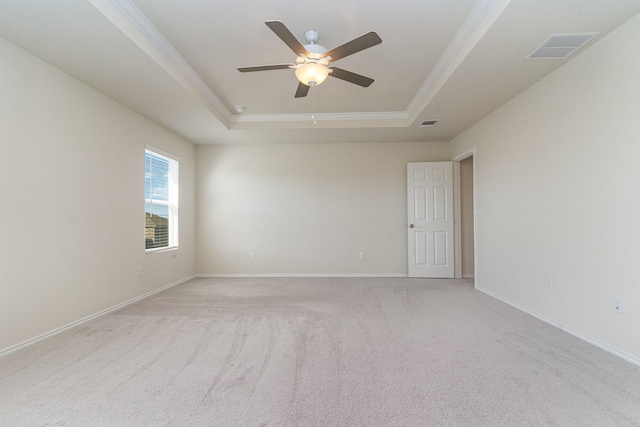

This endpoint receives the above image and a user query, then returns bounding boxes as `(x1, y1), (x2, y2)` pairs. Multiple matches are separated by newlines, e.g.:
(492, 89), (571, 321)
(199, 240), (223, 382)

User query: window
(145, 146), (179, 251)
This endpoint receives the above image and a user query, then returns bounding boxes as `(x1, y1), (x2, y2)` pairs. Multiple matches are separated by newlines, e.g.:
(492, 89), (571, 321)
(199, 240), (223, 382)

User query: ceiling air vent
(420, 120), (438, 127)
(527, 33), (598, 59)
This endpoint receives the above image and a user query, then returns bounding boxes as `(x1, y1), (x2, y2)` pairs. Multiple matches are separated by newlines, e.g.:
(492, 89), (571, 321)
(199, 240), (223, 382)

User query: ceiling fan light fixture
(238, 21), (381, 97)
(295, 62), (330, 87)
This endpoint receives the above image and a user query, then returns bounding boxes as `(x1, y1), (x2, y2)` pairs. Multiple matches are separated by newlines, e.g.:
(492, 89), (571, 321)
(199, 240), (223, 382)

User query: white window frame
(145, 145), (179, 252)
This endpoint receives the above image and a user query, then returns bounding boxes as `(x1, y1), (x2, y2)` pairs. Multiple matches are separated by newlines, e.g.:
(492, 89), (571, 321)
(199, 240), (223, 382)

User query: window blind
(145, 146), (179, 251)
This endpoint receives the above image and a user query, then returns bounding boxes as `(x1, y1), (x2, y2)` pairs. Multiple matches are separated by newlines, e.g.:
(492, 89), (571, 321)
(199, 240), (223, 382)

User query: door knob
(409, 224), (415, 228)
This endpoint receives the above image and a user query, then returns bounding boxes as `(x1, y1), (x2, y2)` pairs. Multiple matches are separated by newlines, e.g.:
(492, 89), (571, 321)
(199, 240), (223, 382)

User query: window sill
(145, 246), (178, 254)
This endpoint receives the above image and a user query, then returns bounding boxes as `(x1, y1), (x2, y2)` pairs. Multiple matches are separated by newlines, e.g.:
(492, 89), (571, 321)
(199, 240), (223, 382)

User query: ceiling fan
(238, 21), (382, 98)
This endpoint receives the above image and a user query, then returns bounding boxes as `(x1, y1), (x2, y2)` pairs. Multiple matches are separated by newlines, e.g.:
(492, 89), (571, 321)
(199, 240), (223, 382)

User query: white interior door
(407, 162), (454, 278)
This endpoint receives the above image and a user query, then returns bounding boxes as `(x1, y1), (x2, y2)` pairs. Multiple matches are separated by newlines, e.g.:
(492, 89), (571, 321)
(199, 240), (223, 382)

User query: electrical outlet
(136, 266), (143, 277)
(249, 251), (255, 260)
(359, 252), (366, 260)
(545, 278), (553, 292)
(613, 296), (623, 314)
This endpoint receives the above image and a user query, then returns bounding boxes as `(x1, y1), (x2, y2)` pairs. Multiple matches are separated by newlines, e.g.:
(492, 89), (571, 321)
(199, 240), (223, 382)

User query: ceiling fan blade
(295, 82), (310, 98)
(322, 32), (382, 62)
(238, 64), (293, 72)
(328, 67), (374, 87)
(265, 21), (308, 57)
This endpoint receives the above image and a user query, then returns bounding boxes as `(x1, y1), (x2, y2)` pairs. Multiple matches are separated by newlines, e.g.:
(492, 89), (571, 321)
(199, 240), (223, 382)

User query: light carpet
(1, 277), (639, 426)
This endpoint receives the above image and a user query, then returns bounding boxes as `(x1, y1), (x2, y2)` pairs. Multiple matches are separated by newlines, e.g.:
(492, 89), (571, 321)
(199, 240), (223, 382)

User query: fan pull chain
(311, 86), (317, 125)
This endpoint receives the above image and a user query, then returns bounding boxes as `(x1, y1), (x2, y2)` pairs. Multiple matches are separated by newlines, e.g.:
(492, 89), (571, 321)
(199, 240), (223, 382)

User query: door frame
(452, 147), (477, 282)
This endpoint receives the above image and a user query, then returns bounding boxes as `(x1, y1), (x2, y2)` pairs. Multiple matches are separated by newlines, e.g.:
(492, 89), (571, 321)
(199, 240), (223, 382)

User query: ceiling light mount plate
(304, 29), (320, 44)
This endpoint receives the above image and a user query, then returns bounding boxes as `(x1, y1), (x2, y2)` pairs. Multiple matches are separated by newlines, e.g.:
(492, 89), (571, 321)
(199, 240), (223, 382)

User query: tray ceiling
(1, 0), (639, 144)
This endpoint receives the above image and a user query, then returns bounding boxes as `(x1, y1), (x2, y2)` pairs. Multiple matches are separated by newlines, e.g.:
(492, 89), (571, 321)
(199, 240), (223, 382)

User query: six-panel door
(407, 162), (454, 278)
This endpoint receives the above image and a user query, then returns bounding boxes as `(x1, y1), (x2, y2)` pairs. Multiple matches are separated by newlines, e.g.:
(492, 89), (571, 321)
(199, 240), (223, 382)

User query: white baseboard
(462, 274), (475, 279)
(0, 275), (195, 358)
(196, 273), (409, 278)
(476, 286), (640, 368)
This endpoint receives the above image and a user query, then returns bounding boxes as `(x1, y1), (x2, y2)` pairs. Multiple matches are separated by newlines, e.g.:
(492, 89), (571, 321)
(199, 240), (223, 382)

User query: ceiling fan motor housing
(304, 43), (327, 57)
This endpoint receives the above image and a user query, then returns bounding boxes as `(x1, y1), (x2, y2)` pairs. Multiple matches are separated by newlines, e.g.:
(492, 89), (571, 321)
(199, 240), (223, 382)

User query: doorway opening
(453, 148), (476, 285)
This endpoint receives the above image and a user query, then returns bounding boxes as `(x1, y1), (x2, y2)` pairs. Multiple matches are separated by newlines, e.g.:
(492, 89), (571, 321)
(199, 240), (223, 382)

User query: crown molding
(229, 110), (410, 129)
(406, 0), (511, 124)
(88, 0), (232, 126)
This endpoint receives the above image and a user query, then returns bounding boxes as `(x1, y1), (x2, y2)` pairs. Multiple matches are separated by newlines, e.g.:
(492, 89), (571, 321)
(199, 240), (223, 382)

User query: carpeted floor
(1, 277), (639, 426)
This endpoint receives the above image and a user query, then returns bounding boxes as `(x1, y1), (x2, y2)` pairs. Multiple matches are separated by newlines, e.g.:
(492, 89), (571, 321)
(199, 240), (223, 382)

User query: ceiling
(1, 0), (639, 145)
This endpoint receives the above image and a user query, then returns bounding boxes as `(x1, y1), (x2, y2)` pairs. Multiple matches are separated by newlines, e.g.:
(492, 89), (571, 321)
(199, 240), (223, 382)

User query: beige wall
(0, 38), (196, 352)
(196, 141), (450, 276)
(460, 157), (474, 277)
(450, 14), (640, 362)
